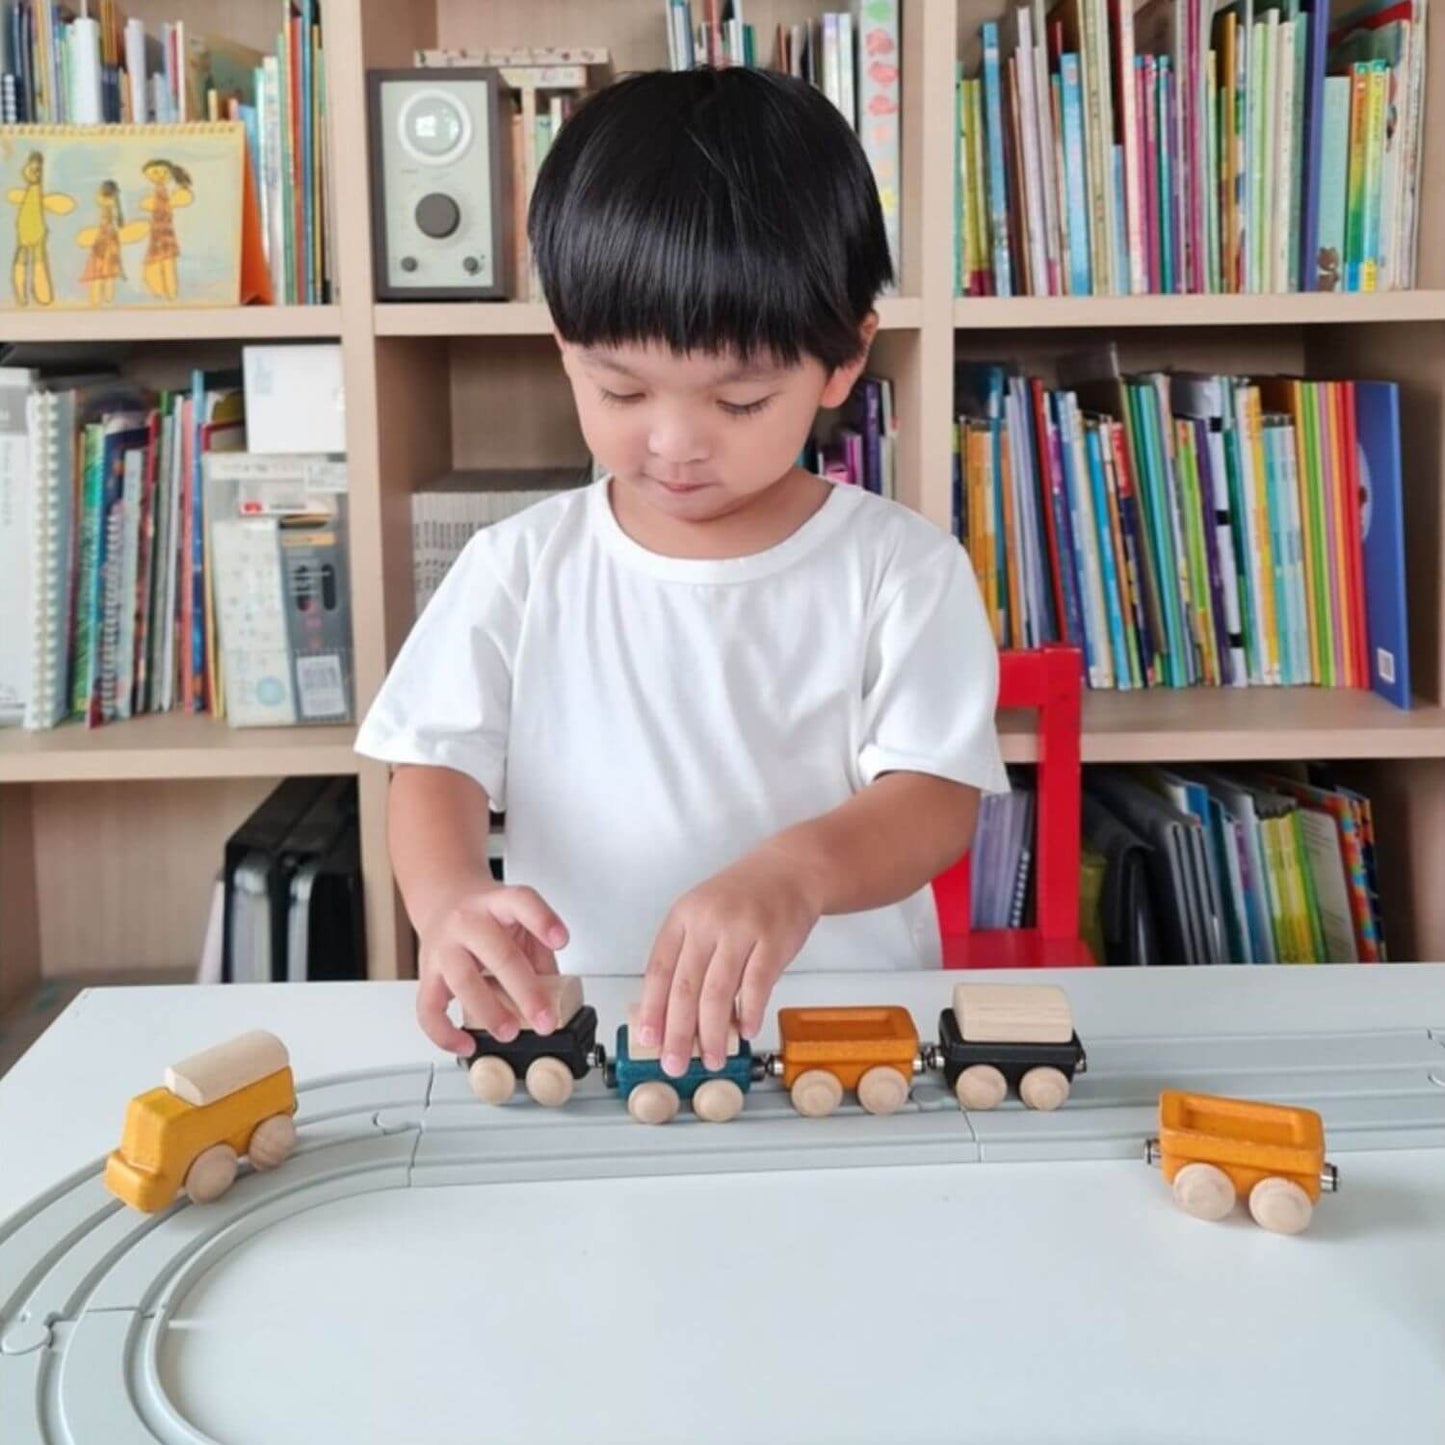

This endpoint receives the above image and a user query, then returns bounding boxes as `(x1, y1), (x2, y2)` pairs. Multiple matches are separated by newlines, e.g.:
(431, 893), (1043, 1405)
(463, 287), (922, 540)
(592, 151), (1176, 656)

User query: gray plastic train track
(5, 1024), (1445, 1443)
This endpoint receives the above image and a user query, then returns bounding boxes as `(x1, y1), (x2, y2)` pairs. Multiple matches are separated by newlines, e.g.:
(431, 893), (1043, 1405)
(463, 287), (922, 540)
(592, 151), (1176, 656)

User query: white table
(4, 966), (1445, 1444)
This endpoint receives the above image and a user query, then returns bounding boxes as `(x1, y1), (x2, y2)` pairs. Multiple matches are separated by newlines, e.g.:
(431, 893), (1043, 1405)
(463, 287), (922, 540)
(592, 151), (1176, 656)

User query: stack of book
(805, 374), (898, 499)
(953, 345), (1409, 705)
(956, 0), (1428, 296)
(0, 361), (353, 732)
(0, 365), (245, 731)
(970, 775), (1037, 928)
(1085, 765), (1385, 964)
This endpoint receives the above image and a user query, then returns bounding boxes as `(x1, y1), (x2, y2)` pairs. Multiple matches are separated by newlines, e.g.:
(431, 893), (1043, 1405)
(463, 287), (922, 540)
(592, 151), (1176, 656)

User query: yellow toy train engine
(104, 1030), (298, 1213)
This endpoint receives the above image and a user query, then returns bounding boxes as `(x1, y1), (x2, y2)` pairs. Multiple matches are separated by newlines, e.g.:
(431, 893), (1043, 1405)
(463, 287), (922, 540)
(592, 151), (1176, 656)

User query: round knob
(400, 256), (418, 272)
(415, 192), (460, 239)
(463, 255), (480, 274)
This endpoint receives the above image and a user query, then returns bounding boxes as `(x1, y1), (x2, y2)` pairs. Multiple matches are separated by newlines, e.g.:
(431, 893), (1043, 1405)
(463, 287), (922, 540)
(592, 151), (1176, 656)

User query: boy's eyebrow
(578, 348), (783, 384)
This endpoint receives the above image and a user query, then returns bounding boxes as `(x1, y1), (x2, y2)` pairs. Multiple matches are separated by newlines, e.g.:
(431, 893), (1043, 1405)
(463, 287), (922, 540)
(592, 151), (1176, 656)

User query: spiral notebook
(0, 121), (271, 310)
(14, 376), (143, 730)
(21, 387), (71, 730)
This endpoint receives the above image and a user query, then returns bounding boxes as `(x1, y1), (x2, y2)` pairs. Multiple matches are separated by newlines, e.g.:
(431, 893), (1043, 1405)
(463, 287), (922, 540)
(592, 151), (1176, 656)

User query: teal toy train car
(609, 1018), (755, 1124)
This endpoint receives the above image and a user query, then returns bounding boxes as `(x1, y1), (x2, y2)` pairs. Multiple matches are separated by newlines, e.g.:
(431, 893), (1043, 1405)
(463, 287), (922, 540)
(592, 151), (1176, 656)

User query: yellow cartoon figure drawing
(7, 150), (75, 306)
(138, 158), (193, 300)
(76, 179), (148, 305)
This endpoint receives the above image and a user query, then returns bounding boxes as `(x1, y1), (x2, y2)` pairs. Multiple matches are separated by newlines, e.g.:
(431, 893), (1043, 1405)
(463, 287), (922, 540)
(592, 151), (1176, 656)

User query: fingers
(415, 957), (478, 1056)
(737, 942), (784, 1042)
(696, 940), (747, 1071)
(491, 885), (569, 957)
(637, 914), (684, 1055)
(456, 911), (556, 1032)
(660, 929), (713, 1078)
(436, 944), (519, 1041)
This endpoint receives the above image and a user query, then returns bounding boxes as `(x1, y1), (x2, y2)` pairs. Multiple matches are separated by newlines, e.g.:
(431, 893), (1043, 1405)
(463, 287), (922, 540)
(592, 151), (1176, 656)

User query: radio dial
(415, 192), (461, 239)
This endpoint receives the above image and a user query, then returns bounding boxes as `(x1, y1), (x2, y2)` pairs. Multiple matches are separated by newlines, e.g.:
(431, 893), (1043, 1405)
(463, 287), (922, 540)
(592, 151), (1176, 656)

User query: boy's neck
(607, 467), (832, 561)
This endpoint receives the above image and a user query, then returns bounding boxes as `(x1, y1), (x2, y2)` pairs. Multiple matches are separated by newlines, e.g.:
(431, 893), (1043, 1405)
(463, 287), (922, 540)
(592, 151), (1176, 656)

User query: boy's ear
(818, 310), (880, 409)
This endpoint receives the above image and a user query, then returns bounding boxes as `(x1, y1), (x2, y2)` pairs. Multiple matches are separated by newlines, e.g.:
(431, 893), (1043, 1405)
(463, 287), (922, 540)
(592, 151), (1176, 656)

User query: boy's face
(556, 322), (875, 525)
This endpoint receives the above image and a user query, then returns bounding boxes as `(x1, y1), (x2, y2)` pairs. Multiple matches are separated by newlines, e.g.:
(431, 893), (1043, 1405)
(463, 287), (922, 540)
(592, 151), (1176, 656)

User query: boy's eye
(598, 387), (644, 407)
(718, 396), (773, 418)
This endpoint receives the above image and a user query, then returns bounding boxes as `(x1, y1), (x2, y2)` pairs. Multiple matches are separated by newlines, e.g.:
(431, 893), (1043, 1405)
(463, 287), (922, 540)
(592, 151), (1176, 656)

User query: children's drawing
(75, 180), (148, 305)
(7, 150), (75, 306)
(0, 124), (256, 309)
(139, 158), (194, 301)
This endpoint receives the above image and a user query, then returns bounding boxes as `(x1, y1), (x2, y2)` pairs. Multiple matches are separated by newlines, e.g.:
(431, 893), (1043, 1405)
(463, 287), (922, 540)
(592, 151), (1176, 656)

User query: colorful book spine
(980, 22), (1013, 297)
(1060, 54), (1092, 295)
(1357, 58), (1388, 292)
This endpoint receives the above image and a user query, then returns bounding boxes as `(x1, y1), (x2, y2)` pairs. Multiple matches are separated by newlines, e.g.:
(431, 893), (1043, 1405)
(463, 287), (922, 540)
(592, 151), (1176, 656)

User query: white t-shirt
(355, 477), (1008, 975)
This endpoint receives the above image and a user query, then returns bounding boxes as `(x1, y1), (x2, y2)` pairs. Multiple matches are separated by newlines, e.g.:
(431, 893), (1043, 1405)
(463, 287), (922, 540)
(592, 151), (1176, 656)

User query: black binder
(221, 776), (329, 984)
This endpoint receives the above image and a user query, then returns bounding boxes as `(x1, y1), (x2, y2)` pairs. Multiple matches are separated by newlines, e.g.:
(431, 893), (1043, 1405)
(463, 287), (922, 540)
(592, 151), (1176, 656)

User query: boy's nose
(646, 419), (709, 466)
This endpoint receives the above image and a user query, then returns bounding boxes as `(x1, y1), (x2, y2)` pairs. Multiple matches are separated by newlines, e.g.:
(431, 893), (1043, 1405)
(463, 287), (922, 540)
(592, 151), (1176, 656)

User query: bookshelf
(2, 0), (1444, 1022)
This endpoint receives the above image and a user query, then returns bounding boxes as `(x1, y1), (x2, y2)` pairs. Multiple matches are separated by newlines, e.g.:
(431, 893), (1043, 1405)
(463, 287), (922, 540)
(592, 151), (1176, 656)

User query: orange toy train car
(104, 1030), (298, 1213)
(1146, 1089), (1339, 1234)
(772, 1006), (919, 1116)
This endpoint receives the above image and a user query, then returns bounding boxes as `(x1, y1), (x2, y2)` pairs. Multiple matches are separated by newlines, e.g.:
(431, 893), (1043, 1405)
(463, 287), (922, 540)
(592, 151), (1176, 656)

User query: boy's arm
(388, 763), (499, 933)
(638, 770), (979, 1071)
(389, 765), (569, 1051)
(756, 769), (979, 916)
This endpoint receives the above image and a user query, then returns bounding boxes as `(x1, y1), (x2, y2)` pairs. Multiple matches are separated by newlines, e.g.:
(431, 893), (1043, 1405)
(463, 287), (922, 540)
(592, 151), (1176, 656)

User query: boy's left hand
(637, 847), (822, 1077)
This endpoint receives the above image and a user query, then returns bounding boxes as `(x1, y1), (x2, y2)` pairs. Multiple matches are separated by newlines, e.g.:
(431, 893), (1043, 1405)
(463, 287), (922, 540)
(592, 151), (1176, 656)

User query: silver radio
(368, 68), (513, 300)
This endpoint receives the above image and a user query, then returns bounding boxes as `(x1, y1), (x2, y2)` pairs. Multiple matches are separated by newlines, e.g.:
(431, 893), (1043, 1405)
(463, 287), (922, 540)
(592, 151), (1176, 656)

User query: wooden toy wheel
(1171, 1162), (1237, 1222)
(525, 1056), (574, 1108)
(468, 1055), (516, 1105)
(247, 1114), (296, 1170)
(955, 1064), (1008, 1111)
(790, 1069), (844, 1118)
(185, 1144), (239, 1203)
(1249, 1176), (1314, 1235)
(857, 1065), (909, 1116)
(693, 1078), (745, 1123)
(627, 1080), (680, 1125)
(1019, 1066), (1071, 1112)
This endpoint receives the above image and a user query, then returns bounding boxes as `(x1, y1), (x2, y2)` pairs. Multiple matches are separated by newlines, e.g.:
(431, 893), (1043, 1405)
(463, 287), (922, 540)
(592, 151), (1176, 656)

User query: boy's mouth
(650, 476), (711, 496)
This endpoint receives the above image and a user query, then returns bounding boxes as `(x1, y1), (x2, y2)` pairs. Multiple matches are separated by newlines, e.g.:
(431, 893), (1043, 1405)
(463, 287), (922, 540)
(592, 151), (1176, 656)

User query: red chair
(931, 645), (1093, 968)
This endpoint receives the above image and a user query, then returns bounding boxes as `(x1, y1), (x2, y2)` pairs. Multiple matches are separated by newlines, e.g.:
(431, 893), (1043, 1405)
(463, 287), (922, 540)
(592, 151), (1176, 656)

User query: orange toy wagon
(1145, 1089), (1339, 1234)
(104, 1030), (298, 1213)
(773, 1006), (918, 1117)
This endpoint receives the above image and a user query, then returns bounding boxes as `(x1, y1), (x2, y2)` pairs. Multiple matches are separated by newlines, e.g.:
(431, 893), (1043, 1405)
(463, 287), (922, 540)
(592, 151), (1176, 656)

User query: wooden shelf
(0, 714), (359, 784)
(953, 291), (1445, 330)
(999, 687), (1445, 764)
(374, 294), (925, 337)
(0, 306), (341, 344)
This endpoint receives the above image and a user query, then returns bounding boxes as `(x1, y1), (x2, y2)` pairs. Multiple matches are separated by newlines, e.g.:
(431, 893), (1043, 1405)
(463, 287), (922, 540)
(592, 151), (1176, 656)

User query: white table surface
(5, 965), (1445, 1445)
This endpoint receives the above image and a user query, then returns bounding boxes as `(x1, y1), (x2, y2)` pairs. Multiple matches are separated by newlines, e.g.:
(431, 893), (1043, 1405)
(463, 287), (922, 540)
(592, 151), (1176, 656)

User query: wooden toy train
(101, 985), (1338, 1236)
(462, 979), (1088, 1122)
(105, 1030), (298, 1213)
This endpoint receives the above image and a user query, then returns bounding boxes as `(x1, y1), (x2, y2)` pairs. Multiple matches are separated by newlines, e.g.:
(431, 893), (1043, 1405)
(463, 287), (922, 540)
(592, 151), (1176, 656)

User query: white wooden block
(625, 1003), (739, 1062)
(954, 984), (1074, 1044)
(466, 975), (584, 1030)
(163, 1030), (290, 1106)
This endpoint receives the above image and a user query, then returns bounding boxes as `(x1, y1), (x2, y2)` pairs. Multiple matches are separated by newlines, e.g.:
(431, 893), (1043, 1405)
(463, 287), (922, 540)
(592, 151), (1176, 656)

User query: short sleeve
(857, 543), (1009, 794)
(353, 534), (520, 808)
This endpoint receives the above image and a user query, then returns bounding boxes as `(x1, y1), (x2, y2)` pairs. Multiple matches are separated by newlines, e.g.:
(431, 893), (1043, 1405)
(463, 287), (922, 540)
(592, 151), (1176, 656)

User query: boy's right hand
(415, 880), (570, 1056)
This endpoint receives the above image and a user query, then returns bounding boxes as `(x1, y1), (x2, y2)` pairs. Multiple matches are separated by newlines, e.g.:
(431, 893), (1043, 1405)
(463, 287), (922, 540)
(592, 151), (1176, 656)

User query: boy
(355, 67), (1007, 1081)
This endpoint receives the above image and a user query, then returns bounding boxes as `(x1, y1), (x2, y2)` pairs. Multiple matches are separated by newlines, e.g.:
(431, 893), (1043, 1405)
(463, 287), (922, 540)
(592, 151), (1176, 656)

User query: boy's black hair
(529, 67), (893, 372)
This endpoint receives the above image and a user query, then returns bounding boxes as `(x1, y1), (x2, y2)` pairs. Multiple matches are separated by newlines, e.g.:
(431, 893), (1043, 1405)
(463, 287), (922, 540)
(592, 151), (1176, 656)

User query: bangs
(529, 69), (892, 372)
